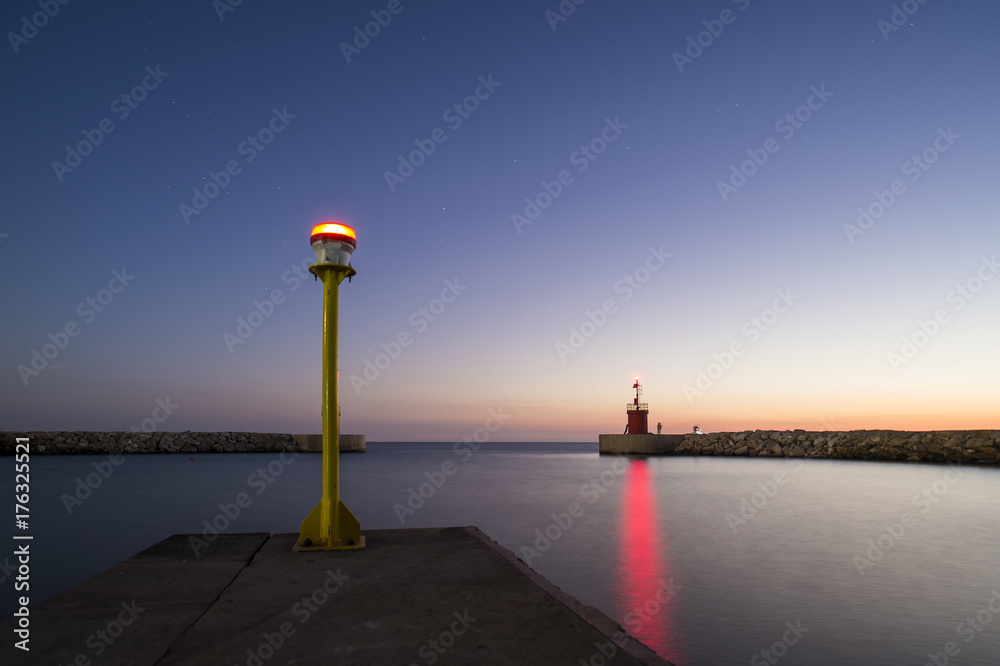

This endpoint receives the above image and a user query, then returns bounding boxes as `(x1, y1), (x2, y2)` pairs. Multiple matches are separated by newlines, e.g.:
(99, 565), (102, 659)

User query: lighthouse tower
(600, 377), (679, 453)
(626, 378), (649, 434)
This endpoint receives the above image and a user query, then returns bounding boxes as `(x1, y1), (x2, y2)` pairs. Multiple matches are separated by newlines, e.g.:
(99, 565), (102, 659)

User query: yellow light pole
(295, 222), (365, 551)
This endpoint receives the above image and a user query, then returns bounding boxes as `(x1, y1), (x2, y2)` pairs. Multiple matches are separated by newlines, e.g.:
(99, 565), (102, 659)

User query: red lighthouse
(626, 378), (649, 434)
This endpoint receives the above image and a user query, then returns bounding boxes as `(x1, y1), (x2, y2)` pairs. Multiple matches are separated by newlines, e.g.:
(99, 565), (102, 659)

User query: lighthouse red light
(310, 222), (357, 246)
(310, 221), (357, 268)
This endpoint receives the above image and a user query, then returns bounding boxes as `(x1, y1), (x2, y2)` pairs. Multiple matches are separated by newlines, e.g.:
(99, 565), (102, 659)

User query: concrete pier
(599, 434), (683, 455)
(4, 528), (671, 665)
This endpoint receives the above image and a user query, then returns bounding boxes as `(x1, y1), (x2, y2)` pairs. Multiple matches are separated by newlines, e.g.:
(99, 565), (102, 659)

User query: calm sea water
(5, 443), (999, 665)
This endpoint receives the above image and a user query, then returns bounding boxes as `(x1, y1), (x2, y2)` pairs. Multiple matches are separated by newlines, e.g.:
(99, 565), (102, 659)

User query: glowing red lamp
(310, 222), (357, 268)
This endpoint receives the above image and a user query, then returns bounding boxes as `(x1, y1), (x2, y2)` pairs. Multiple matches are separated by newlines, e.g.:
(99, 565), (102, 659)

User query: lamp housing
(310, 222), (357, 267)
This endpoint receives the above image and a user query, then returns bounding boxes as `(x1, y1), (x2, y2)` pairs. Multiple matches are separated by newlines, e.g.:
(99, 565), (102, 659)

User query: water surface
(6, 443), (999, 665)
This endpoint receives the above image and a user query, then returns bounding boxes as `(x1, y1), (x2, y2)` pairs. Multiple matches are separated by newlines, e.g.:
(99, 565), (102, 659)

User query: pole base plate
(294, 498), (365, 552)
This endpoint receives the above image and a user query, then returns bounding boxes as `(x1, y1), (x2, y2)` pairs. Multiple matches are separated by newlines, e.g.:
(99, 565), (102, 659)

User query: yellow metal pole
(295, 263), (364, 551)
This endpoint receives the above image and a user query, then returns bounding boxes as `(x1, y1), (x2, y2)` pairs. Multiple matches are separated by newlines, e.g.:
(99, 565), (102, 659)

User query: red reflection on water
(617, 459), (679, 662)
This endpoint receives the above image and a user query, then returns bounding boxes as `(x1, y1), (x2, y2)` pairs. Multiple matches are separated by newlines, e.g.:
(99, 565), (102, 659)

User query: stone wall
(0, 432), (365, 455)
(5, 430), (997, 462)
(599, 434), (683, 454)
(669, 430), (999, 463)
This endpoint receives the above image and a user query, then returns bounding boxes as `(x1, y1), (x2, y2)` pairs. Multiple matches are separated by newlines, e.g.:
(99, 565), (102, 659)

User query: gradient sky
(2, 0), (998, 440)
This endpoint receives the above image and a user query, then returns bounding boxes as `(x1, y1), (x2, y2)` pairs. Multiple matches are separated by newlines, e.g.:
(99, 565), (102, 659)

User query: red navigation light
(310, 221), (358, 268)
(310, 222), (357, 246)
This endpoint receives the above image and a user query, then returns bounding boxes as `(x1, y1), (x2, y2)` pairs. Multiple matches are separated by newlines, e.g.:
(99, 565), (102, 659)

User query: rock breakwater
(673, 430), (999, 463)
(0, 431), (339, 455)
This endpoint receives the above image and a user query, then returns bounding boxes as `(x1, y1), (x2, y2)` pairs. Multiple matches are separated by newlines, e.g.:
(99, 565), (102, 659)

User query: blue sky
(2, 0), (998, 440)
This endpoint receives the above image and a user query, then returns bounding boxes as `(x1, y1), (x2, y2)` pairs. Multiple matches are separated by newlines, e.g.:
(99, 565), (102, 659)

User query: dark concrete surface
(2, 528), (673, 665)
